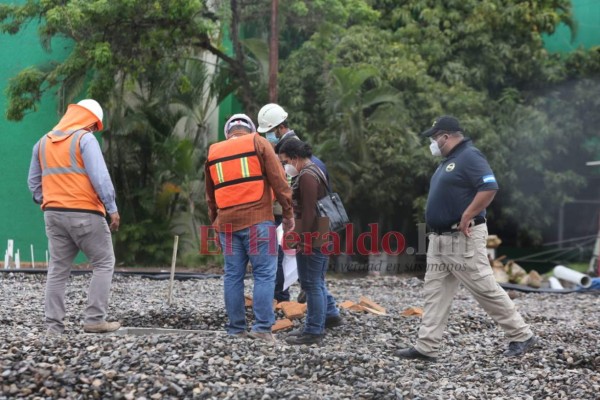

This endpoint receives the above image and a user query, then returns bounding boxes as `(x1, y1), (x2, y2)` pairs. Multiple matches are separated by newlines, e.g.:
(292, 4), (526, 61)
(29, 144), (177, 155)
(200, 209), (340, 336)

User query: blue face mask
(266, 131), (279, 144)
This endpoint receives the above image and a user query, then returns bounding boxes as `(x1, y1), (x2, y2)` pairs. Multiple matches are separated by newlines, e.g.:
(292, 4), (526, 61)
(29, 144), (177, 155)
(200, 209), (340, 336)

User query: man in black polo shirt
(397, 116), (537, 362)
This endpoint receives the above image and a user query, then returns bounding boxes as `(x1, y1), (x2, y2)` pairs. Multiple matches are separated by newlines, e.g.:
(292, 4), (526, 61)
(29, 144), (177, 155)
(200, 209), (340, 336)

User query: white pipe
(548, 276), (564, 290)
(4, 250), (8, 269)
(30, 244), (35, 268)
(15, 250), (20, 269)
(553, 265), (591, 288)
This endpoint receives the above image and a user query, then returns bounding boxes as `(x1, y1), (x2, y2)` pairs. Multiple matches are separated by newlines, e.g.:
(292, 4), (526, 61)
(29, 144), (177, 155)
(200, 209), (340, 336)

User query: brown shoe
(248, 331), (277, 343)
(83, 321), (121, 333)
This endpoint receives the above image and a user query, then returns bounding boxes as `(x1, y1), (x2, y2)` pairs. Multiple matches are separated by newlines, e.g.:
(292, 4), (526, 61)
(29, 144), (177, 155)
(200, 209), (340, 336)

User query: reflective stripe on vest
(215, 162), (225, 184)
(240, 156), (250, 178)
(207, 134), (265, 209)
(39, 130), (106, 215)
(40, 130), (88, 176)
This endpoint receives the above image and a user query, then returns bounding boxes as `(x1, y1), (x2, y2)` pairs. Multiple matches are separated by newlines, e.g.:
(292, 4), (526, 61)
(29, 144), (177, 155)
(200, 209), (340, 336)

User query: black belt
(428, 216), (486, 235)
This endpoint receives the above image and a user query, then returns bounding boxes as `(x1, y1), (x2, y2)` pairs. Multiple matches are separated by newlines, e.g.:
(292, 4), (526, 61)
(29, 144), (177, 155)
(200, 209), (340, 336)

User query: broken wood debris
(338, 297), (386, 315)
(271, 318), (293, 332)
(401, 306), (423, 317)
(279, 301), (307, 320)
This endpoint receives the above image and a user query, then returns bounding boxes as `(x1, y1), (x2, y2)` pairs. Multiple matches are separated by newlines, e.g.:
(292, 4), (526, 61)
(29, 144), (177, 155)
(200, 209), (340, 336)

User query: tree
(103, 61), (213, 264)
(0, 0), (380, 119)
(4, 0), (600, 256)
(0, 0), (261, 118)
(279, 0), (599, 245)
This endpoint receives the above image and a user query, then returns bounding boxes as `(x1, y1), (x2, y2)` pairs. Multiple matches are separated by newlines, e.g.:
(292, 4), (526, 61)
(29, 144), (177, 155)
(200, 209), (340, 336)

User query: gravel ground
(1, 273), (599, 399)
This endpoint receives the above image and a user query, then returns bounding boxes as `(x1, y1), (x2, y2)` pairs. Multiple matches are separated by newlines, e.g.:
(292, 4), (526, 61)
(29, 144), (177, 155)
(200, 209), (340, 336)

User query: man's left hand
(109, 212), (120, 232)
(458, 214), (473, 237)
(282, 217), (295, 233)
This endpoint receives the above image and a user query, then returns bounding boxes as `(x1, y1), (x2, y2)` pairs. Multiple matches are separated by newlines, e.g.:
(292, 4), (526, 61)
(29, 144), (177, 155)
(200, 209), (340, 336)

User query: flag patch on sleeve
(482, 175), (496, 183)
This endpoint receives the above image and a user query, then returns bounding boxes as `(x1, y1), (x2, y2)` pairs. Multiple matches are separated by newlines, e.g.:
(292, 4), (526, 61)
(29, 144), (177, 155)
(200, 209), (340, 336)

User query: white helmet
(257, 103), (288, 133)
(224, 113), (256, 138)
(77, 99), (104, 130)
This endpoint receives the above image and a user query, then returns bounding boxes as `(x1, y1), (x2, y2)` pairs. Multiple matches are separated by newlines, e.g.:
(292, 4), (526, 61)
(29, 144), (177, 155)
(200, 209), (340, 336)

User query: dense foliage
(2, 0), (599, 263)
(278, 0), (600, 245)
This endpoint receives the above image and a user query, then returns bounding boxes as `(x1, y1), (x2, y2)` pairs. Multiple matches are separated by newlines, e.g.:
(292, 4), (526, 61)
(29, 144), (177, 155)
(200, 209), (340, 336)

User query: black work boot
(285, 333), (323, 345)
(504, 335), (538, 357)
(290, 315), (343, 337)
(287, 327), (303, 337)
(396, 347), (437, 362)
(325, 315), (344, 329)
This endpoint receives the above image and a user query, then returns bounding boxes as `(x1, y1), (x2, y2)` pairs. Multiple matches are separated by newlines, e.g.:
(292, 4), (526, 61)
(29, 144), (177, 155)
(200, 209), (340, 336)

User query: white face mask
(284, 162), (299, 177)
(429, 138), (442, 157)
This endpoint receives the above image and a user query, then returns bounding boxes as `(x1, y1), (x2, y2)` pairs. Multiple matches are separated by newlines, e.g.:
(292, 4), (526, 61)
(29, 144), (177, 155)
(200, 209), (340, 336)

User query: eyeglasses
(431, 131), (447, 140)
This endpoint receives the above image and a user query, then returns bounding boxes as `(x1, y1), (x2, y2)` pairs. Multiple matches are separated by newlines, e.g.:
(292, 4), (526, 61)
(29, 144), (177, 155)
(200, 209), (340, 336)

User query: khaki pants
(415, 224), (532, 357)
(44, 211), (115, 332)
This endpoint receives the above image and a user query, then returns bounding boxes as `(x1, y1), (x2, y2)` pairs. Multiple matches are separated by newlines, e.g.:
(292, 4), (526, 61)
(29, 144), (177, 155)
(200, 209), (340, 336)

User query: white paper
(282, 253), (298, 291)
(277, 224), (298, 290)
(276, 224), (284, 246)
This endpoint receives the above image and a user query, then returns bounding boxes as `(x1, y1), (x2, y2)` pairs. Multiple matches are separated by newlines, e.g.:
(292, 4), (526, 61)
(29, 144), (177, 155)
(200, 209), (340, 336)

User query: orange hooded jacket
(39, 104), (106, 215)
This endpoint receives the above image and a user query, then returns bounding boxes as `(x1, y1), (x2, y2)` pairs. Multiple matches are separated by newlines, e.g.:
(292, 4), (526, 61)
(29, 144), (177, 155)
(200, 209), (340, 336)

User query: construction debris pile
(486, 234), (542, 287)
(487, 234), (596, 290)
(489, 257), (543, 288)
(244, 295), (390, 334)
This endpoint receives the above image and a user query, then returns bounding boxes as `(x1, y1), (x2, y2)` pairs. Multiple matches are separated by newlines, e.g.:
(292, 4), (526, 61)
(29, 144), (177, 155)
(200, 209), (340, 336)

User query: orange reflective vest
(39, 105), (106, 215)
(207, 133), (265, 209)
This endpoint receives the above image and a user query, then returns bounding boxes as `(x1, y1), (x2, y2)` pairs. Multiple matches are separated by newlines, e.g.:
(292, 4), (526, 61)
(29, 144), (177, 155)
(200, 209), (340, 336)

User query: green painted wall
(0, 18), (72, 265)
(544, 0), (600, 52)
(0, 12), (242, 266)
(544, 0), (600, 163)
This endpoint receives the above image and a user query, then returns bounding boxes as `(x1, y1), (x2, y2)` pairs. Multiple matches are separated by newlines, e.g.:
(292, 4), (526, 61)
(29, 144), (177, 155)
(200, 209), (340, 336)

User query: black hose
(0, 269), (222, 280)
(499, 282), (584, 294)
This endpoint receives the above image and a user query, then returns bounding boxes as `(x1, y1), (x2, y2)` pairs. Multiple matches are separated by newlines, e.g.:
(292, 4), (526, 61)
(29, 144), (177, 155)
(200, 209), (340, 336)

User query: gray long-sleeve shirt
(27, 133), (118, 214)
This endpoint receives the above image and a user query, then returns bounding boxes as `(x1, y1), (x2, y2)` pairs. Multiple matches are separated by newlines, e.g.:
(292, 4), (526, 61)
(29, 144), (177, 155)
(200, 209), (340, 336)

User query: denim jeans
(274, 215), (290, 302)
(296, 247), (340, 335)
(220, 221), (277, 334)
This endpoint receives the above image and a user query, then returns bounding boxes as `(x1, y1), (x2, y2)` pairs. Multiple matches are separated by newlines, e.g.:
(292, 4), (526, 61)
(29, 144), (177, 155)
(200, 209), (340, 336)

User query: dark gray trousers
(44, 211), (115, 332)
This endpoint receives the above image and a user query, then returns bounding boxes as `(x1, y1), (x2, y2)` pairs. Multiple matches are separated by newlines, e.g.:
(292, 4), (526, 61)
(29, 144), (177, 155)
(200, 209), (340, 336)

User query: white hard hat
(224, 114), (256, 138)
(257, 103), (288, 133)
(77, 99), (104, 130)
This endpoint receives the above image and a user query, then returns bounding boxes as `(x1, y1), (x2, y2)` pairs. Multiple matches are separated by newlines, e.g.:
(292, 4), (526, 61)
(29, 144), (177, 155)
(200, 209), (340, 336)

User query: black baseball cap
(421, 115), (463, 137)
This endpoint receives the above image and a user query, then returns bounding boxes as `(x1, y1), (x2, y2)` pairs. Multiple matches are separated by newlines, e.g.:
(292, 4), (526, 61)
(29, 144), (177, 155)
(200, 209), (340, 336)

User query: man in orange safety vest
(205, 114), (294, 342)
(28, 99), (121, 335)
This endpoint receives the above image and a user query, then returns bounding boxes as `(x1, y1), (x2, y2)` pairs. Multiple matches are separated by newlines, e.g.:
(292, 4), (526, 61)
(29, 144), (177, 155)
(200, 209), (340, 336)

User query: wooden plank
(401, 306), (423, 317)
(280, 301), (307, 320)
(272, 319), (294, 332)
(359, 296), (386, 315)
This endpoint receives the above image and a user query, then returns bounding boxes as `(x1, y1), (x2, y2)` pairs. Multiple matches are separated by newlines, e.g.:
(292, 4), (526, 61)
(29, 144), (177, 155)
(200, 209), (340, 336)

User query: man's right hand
(282, 217), (295, 233)
(109, 212), (120, 232)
